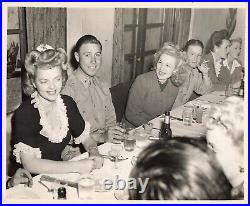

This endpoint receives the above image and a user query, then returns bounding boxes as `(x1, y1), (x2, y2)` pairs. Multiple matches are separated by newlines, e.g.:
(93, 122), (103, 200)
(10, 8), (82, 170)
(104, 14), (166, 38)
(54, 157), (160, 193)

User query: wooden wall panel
(111, 8), (124, 86)
(26, 7), (66, 52)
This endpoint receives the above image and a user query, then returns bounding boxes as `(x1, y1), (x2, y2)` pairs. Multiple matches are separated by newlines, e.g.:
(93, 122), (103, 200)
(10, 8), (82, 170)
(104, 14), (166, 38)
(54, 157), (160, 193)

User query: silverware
(40, 175), (78, 188)
(170, 116), (183, 121)
(38, 180), (53, 192)
(100, 154), (128, 162)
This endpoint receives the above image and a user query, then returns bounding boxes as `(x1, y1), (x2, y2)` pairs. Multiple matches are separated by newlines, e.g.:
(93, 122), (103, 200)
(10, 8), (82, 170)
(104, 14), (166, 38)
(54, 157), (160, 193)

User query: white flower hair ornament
(36, 44), (54, 52)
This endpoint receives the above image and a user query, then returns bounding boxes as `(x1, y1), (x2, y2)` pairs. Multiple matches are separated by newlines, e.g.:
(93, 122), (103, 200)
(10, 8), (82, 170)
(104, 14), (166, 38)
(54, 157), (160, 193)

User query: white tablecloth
(5, 91), (227, 202)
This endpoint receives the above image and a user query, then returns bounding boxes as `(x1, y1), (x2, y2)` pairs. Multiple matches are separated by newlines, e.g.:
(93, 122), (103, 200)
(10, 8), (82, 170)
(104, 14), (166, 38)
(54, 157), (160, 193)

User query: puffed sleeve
(64, 95), (89, 144)
(12, 106), (42, 164)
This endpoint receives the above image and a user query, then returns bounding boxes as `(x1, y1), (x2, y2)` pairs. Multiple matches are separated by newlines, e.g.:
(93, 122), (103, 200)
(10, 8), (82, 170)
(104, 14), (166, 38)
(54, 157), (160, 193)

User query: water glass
(202, 111), (209, 126)
(134, 128), (148, 148)
(108, 145), (123, 169)
(143, 122), (153, 135)
(182, 108), (192, 126)
(124, 132), (136, 152)
(77, 176), (96, 199)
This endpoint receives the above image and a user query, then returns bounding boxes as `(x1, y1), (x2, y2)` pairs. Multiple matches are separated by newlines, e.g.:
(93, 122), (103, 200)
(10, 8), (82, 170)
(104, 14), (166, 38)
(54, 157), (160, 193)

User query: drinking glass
(134, 128), (148, 148)
(108, 145), (123, 169)
(77, 175), (96, 199)
(182, 108), (192, 126)
(143, 122), (153, 135)
(124, 131), (136, 152)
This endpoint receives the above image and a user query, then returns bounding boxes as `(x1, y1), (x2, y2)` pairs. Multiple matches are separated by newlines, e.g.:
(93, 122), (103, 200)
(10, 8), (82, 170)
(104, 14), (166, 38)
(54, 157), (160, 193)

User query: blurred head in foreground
(129, 138), (232, 200)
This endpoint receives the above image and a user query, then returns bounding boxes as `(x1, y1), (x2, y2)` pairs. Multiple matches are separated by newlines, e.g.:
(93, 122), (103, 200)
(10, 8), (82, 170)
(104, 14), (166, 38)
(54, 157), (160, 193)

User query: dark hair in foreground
(129, 138), (232, 200)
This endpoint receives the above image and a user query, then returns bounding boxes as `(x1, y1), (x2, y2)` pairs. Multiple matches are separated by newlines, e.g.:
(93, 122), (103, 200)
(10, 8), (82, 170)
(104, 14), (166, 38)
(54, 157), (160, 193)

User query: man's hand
(107, 126), (125, 143)
(9, 168), (33, 188)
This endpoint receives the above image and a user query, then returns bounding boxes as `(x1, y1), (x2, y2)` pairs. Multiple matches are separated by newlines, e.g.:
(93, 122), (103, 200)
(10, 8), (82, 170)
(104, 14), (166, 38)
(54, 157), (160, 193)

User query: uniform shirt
(62, 68), (116, 134)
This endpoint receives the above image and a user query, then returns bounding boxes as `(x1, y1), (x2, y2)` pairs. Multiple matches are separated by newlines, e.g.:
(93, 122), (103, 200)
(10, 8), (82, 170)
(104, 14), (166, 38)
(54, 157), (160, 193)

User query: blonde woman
(219, 38), (244, 94)
(206, 96), (244, 198)
(12, 46), (103, 175)
(125, 42), (186, 127)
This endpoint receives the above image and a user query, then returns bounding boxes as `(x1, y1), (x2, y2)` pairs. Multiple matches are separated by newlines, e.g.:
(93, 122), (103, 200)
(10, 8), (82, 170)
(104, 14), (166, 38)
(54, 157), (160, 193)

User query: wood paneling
(26, 7), (66, 52)
(112, 8), (124, 86)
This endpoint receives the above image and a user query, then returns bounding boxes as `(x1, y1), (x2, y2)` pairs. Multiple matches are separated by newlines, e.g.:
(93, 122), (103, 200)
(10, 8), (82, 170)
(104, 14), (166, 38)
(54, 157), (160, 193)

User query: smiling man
(62, 35), (125, 156)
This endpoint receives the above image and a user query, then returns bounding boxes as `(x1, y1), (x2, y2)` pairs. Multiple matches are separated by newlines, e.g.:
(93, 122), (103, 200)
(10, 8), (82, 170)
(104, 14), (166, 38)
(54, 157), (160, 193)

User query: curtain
(164, 8), (191, 49)
(26, 8), (66, 52)
(111, 8), (125, 87)
(226, 8), (237, 38)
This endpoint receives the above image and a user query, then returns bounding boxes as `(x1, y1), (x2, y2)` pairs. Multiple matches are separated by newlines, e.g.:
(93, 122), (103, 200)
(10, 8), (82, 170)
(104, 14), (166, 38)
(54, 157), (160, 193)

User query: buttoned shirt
(62, 68), (116, 133)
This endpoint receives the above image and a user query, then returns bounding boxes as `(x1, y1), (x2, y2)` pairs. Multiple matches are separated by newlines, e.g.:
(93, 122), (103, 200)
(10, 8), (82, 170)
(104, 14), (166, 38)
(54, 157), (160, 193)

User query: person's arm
(125, 76), (148, 127)
(20, 152), (94, 175)
(66, 96), (104, 168)
(6, 168), (33, 189)
(194, 64), (212, 95)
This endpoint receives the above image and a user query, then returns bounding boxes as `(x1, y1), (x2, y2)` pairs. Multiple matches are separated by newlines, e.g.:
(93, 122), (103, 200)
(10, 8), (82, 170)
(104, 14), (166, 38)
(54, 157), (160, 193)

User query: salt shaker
(57, 186), (66, 200)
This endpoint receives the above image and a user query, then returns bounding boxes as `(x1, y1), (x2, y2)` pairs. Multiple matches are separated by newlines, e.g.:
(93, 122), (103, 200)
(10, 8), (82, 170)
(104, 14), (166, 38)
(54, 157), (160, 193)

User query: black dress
(12, 95), (85, 174)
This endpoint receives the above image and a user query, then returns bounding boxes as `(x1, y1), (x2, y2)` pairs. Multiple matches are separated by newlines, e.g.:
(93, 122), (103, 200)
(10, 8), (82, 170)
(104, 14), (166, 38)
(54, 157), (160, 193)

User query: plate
(6, 185), (40, 199)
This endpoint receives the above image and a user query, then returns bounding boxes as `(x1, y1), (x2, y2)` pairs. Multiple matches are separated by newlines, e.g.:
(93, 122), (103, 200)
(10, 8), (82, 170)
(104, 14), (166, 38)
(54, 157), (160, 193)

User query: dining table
(5, 91), (228, 202)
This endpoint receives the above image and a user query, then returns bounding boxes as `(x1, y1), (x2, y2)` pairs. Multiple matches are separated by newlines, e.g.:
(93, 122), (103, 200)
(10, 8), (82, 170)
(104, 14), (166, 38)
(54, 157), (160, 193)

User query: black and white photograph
(2, 2), (247, 203)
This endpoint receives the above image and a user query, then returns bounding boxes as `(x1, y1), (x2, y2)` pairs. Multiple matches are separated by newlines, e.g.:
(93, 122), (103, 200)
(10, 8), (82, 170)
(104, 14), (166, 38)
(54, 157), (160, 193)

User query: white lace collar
(31, 91), (69, 143)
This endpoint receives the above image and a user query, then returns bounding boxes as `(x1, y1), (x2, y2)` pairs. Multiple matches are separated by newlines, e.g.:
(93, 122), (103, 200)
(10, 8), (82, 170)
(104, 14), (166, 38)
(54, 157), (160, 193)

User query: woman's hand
(8, 168), (33, 188)
(107, 126), (125, 143)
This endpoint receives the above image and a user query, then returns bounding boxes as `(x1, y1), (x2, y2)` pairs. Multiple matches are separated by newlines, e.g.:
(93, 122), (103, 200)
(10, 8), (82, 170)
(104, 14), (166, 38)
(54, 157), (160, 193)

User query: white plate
(6, 185), (40, 199)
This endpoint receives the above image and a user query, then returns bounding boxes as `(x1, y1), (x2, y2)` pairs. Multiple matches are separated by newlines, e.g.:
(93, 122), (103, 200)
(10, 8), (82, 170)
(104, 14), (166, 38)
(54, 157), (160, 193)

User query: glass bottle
(160, 111), (172, 140)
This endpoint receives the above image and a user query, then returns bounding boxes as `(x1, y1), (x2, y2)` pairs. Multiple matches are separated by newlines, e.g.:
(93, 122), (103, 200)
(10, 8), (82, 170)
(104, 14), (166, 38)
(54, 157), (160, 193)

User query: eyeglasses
(208, 116), (228, 131)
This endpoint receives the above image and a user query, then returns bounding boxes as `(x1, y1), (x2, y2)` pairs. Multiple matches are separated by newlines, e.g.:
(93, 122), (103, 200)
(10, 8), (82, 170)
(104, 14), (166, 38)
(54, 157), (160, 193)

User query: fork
(100, 154), (128, 162)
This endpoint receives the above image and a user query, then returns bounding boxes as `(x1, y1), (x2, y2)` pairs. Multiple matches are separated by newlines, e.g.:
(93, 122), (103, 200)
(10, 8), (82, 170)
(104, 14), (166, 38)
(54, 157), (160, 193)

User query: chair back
(110, 81), (133, 122)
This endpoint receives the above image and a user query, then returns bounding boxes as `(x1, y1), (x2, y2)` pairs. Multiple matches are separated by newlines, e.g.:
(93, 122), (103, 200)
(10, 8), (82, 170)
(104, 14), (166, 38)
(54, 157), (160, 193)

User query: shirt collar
(222, 59), (241, 74)
(75, 68), (94, 88)
(211, 52), (222, 77)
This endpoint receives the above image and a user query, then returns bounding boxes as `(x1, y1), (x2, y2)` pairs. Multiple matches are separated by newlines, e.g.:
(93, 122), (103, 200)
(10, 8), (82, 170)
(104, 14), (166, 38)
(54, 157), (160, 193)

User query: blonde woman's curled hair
(207, 96), (244, 153)
(230, 37), (242, 46)
(153, 42), (186, 86)
(23, 48), (68, 96)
